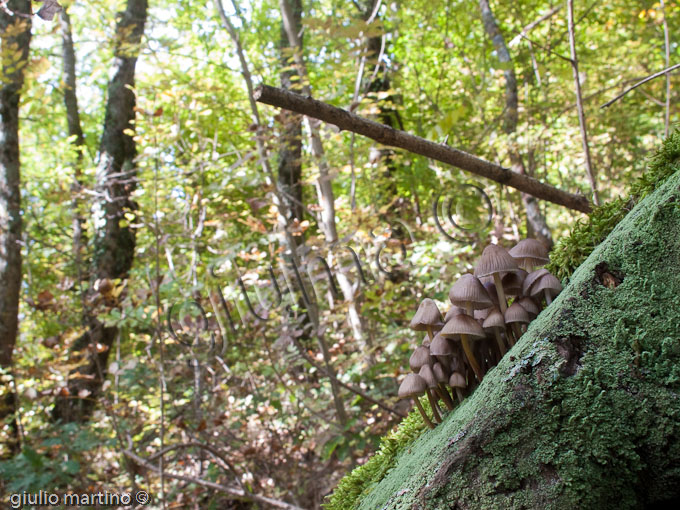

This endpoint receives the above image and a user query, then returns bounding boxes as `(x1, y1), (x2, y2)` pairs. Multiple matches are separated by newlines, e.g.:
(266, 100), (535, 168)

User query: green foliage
(547, 128), (680, 281)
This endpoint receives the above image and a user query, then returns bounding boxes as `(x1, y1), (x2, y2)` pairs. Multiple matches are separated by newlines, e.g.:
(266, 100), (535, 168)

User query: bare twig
(567, 0), (599, 206)
(509, 5), (562, 47)
(254, 84), (592, 213)
(600, 62), (680, 109)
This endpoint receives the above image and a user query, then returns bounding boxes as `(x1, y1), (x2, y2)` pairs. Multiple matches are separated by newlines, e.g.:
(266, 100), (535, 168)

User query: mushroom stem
(544, 289), (553, 306)
(493, 328), (507, 356)
(492, 272), (508, 314)
(511, 322), (522, 342)
(455, 388), (464, 403)
(426, 325), (434, 341)
(460, 334), (483, 382)
(414, 398), (435, 429)
(426, 389), (443, 422)
(436, 385), (455, 410)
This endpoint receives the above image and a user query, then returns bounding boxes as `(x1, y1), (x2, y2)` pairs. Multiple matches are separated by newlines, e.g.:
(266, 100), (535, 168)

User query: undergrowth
(325, 129), (680, 510)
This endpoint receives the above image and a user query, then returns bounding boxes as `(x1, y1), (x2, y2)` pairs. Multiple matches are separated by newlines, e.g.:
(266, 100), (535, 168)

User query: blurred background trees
(0, 0), (677, 508)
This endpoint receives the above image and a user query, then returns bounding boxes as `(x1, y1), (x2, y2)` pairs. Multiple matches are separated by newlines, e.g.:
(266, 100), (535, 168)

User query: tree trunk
(59, 8), (88, 279)
(52, 0), (148, 423)
(479, 0), (553, 250)
(279, 0), (366, 349)
(351, 166), (680, 510)
(277, 0), (304, 232)
(0, 0), (32, 456)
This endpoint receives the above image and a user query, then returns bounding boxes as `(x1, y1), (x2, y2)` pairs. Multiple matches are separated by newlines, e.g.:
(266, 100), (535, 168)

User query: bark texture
(350, 167), (680, 510)
(52, 0), (148, 423)
(0, 0), (31, 455)
(478, 0), (553, 250)
(277, 0), (304, 230)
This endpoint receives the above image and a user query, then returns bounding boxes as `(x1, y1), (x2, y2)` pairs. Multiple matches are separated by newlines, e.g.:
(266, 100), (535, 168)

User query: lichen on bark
(327, 132), (680, 510)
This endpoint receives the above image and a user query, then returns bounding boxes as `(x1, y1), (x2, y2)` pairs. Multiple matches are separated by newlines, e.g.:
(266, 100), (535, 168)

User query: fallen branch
(123, 449), (307, 510)
(601, 62), (680, 109)
(254, 84), (592, 213)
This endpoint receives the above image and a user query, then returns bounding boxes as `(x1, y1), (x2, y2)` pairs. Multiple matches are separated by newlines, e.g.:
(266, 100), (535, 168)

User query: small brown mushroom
(409, 345), (434, 372)
(501, 269), (527, 297)
(432, 362), (455, 409)
(530, 273), (563, 306)
(522, 268), (550, 297)
(441, 313), (486, 382)
(474, 244), (519, 315)
(398, 373), (435, 429)
(449, 372), (467, 403)
(505, 302), (531, 341)
(419, 365), (445, 421)
(482, 307), (507, 356)
(449, 274), (493, 315)
(445, 305), (465, 321)
(518, 297), (540, 320)
(508, 238), (549, 271)
(410, 298), (444, 341)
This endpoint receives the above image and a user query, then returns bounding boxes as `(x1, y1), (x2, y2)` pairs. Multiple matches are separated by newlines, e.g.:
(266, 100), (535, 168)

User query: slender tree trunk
(59, 8), (89, 288)
(0, 0), (32, 456)
(478, 0), (553, 250)
(279, 0), (367, 349)
(278, 0), (304, 232)
(52, 0), (148, 423)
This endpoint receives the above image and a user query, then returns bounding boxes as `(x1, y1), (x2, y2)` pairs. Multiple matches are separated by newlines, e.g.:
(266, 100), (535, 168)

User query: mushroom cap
(432, 362), (450, 383)
(398, 373), (428, 399)
(449, 274), (494, 310)
(482, 307), (505, 330)
(531, 273), (563, 297)
(409, 345), (433, 372)
(482, 281), (500, 306)
(508, 239), (549, 267)
(449, 354), (464, 373)
(419, 364), (439, 388)
(474, 244), (519, 278)
(430, 332), (455, 356)
(409, 298), (444, 331)
(449, 372), (467, 388)
(445, 305), (465, 321)
(505, 301), (530, 324)
(474, 307), (491, 322)
(522, 268), (550, 296)
(441, 313), (485, 339)
(501, 269), (527, 296)
(518, 297), (540, 318)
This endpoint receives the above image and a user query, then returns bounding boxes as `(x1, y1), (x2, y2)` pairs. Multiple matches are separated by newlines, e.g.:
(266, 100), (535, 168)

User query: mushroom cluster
(398, 239), (563, 428)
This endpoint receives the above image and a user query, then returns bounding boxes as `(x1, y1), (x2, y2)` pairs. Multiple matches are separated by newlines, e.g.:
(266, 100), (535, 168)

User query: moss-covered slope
(330, 137), (680, 510)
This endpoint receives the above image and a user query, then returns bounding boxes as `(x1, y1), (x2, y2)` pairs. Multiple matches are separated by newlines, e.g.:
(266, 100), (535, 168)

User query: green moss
(323, 401), (428, 510)
(328, 131), (680, 510)
(547, 129), (680, 281)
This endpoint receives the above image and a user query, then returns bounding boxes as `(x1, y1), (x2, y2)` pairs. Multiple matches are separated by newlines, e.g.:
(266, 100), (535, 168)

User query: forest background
(0, 0), (677, 508)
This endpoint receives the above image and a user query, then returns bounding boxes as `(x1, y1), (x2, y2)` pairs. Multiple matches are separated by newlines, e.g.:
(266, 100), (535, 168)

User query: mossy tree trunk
(351, 167), (680, 510)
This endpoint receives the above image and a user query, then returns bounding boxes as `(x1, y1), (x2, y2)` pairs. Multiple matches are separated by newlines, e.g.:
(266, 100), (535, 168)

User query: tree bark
(478, 0), (553, 250)
(52, 0), (148, 423)
(0, 0), (32, 456)
(59, 7), (87, 275)
(351, 167), (680, 510)
(277, 0), (304, 231)
(253, 85), (592, 213)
